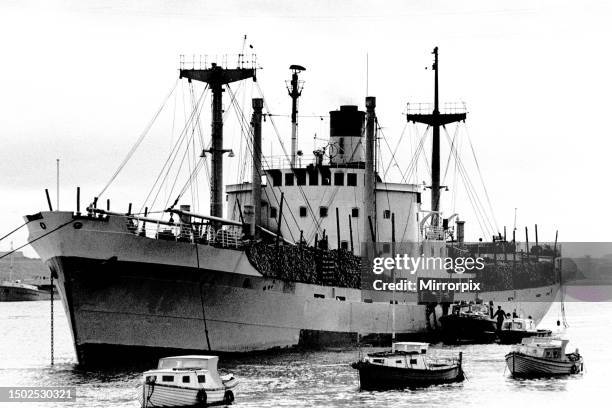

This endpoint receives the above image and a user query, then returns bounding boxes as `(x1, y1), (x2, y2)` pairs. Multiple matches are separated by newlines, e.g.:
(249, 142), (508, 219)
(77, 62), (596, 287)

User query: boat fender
(196, 389), (207, 405)
(224, 390), (235, 404)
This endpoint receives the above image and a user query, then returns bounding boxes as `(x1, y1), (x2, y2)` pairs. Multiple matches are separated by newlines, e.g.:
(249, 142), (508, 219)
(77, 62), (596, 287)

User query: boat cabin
(515, 338), (570, 360)
(364, 342), (433, 370)
(392, 342), (429, 354)
(502, 318), (535, 332)
(452, 303), (490, 317)
(144, 356), (224, 389)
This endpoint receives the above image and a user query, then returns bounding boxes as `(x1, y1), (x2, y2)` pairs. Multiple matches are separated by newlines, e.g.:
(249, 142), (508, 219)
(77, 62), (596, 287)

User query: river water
(0, 291), (609, 407)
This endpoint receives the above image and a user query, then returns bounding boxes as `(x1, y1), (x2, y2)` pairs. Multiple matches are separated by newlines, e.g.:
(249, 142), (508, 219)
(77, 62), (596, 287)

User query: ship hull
(0, 284), (51, 301)
(27, 212), (559, 366)
(505, 352), (584, 377)
(352, 360), (464, 390)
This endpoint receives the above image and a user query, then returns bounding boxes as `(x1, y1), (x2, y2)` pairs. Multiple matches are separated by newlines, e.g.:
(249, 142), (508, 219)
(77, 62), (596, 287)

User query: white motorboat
(140, 355), (237, 407)
(505, 336), (583, 377)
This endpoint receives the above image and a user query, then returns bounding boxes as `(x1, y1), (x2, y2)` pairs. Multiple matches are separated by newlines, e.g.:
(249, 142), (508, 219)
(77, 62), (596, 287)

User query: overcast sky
(1, 0), (611, 256)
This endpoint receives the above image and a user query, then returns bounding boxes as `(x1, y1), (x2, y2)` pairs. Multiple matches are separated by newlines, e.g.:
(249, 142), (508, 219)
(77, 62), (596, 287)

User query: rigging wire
(383, 120), (408, 179)
(139, 85), (208, 214)
(442, 126), (494, 238)
(226, 84), (303, 242)
(97, 79), (179, 201)
(464, 126), (500, 234)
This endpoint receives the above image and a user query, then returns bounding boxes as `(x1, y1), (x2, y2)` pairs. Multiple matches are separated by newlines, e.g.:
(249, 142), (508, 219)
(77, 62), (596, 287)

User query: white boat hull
(141, 383), (230, 407)
(505, 352), (584, 377)
(26, 212), (559, 366)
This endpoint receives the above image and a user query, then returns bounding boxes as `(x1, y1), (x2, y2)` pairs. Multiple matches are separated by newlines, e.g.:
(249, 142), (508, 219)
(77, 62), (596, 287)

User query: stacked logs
(245, 241), (361, 289)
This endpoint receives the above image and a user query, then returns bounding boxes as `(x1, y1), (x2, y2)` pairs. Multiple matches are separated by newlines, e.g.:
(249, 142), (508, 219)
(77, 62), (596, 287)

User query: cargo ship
(23, 48), (558, 366)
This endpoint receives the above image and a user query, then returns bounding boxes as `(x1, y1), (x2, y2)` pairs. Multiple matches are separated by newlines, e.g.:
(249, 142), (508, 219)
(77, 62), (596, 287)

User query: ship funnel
(329, 105), (365, 165)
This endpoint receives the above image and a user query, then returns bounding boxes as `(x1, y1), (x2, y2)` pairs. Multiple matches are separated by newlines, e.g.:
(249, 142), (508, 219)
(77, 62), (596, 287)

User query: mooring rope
(0, 219), (75, 261)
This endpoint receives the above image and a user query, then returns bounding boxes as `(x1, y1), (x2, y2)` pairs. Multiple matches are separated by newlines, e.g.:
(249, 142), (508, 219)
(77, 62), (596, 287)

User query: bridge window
(322, 176), (331, 185)
(347, 173), (357, 186)
(270, 207), (277, 218)
(336, 296), (346, 301)
(314, 294), (325, 299)
(351, 208), (359, 218)
(182, 376), (190, 383)
(334, 172), (344, 186)
(162, 376), (174, 382)
(309, 172), (318, 185)
(319, 207), (328, 217)
(383, 210), (391, 219)
(197, 375), (206, 383)
(296, 172), (306, 186)
(340, 241), (349, 250)
(285, 173), (294, 186)
(270, 172), (282, 187)
(299, 206), (307, 217)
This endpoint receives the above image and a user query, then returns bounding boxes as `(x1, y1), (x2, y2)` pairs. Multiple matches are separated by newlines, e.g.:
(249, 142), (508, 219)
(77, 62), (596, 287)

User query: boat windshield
(158, 357), (215, 370)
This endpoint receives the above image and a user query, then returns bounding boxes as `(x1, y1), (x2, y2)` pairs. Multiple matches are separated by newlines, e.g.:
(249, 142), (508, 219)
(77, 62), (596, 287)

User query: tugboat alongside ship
(17, 47), (560, 367)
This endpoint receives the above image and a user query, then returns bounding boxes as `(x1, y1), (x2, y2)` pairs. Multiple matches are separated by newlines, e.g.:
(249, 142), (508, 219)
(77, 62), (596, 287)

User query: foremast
(179, 62), (256, 224)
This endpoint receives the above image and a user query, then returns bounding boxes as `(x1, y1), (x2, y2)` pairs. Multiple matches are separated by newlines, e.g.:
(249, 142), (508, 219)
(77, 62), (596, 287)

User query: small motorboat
(505, 336), (584, 377)
(439, 303), (497, 343)
(140, 355), (238, 407)
(351, 342), (464, 390)
(498, 317), (552, 344)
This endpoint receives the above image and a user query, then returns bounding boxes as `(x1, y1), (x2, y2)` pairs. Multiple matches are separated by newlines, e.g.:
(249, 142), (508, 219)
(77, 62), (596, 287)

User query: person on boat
(512, 309), (518, 318)
(493, 305), (506, 332)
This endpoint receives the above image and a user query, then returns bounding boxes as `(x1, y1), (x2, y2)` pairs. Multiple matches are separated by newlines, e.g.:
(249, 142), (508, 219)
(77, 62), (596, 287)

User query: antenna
(287, 65), (306, 167)
(366, 52), (369, 96)
(513, 207), (517, 231)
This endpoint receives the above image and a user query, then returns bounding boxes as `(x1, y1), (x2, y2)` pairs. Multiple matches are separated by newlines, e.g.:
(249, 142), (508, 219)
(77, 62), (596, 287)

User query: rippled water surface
(0, 293), (609, 407)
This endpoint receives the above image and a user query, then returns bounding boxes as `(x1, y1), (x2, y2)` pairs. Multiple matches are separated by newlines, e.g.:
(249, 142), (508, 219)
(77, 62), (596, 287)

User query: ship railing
(179, 53), (258, 71)
(262, 154), (320, 170)
(406, 101), (467, 115)
(126, 218), (243, 249)
(262, 154), (365, 170)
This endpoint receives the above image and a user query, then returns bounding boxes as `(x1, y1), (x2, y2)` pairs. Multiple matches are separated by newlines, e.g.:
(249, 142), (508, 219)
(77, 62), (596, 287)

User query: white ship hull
(26, 212), (558, 366)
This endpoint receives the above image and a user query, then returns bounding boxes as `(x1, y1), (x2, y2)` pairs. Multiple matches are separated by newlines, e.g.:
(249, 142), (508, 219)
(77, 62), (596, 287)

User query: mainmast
(287, 65), (305, 167)
(179, 61), (256, 223)
(406, 47), (466, 228)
